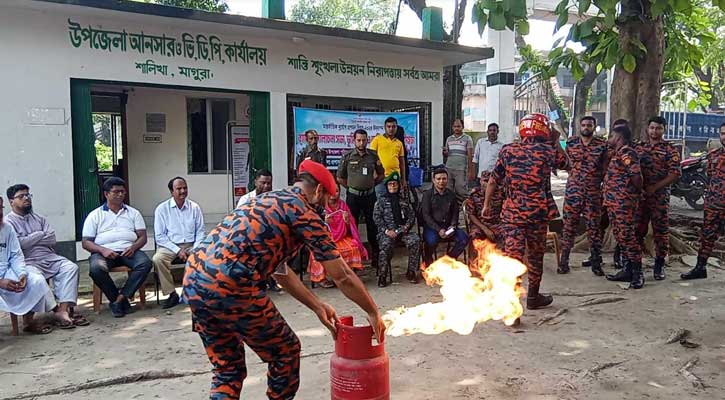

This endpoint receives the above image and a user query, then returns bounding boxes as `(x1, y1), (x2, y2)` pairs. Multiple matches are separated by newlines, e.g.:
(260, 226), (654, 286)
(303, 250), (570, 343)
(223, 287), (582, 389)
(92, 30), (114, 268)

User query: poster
(293, 107), (420, 169)
(230, 125), (250, 203)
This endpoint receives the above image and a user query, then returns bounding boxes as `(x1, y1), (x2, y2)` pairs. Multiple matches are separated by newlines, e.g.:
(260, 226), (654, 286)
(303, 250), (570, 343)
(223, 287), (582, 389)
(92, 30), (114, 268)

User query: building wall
(0, 1), (446, 243)
(125, 87), (249, 223)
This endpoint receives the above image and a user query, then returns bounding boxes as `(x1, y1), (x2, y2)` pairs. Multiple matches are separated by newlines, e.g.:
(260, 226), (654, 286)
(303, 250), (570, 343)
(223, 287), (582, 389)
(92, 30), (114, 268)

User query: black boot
(612, 245), (623, 269)
(526, 284), (554, 310)
(581, 258), (592, 267)
(557, 250), (570, 274)
(681, 256), (708, 280)
(590, 248), (604, 276)
(653, 257), (666, 281)
(630, 261), (645, 289)
(606, 258), (632, 281)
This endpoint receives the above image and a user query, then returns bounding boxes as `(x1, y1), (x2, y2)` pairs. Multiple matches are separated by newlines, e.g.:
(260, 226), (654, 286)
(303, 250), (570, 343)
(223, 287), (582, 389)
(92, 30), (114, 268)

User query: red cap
(298, 159), (338, 197)
(518, 113), (551, 139)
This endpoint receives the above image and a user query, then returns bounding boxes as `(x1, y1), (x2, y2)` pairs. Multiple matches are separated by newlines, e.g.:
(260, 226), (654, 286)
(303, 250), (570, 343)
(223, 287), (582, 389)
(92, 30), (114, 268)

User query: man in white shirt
(82, 177), (151, 318)
(153, 177), (205, 309)
(472, 123), (504, 182)
(236, 169), (273, 208)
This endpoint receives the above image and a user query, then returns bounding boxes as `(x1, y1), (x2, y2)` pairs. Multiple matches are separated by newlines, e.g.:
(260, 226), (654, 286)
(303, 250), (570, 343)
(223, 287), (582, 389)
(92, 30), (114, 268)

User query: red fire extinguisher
(330, 315), (389, 400)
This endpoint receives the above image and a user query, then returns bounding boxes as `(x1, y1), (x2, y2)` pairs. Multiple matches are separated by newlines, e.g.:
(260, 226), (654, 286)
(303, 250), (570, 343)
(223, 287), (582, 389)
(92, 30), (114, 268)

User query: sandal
(23, 323), (54, 335)
(56, 319), (76, 330)
(71, 314), (90, 327)
(319, 280), (336, 289)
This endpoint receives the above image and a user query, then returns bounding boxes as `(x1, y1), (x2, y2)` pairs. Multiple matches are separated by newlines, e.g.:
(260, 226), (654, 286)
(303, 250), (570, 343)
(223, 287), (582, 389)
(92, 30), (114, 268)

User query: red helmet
(518, 113), (551, 139)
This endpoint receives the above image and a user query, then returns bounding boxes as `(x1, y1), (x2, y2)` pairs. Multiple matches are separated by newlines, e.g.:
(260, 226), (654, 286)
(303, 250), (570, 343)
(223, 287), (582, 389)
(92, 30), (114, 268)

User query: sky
(224, 0), (571, 52)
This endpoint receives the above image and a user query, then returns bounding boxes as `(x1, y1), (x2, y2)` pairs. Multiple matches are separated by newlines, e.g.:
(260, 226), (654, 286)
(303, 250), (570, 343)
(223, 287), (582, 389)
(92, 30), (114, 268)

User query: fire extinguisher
(330, 315), (389, 400)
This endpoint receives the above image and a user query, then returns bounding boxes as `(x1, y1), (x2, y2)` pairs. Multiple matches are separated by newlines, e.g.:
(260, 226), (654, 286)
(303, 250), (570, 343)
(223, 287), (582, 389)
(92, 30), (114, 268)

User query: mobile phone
(445, 227), (455, 236)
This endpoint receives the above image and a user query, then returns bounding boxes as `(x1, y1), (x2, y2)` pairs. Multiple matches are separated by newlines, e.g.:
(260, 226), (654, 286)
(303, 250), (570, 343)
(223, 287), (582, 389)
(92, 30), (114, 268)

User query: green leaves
(622, 54), (637, 73)
(472, 0), (529, 32)
(555, 11), (569, 32)
(489, 9), (507, 30)
(579, 0), (592, 14)
(516, 20), (530, 35)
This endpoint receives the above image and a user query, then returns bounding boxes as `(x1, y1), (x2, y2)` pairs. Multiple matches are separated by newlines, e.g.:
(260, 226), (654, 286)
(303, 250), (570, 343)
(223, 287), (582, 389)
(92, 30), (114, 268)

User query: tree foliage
(151, 0), (228, 13)
(290, 0), (397, 33)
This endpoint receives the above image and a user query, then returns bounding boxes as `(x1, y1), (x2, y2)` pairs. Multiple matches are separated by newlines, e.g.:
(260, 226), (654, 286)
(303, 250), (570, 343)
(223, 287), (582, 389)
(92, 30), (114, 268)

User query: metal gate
(660, 80), (689, 159)
(513, 73), (550, 135)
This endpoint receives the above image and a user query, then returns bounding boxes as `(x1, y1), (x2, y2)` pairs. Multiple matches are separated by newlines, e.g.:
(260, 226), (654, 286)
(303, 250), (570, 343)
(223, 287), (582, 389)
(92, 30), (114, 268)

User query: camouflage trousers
(501, 223), (547, 293)
(699, 206), (725, 259)
(378, 232), (421, 274)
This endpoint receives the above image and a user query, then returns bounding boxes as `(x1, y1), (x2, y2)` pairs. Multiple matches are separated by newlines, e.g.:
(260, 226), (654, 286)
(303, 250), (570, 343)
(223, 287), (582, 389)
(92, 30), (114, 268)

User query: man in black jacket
(420, 167), (468, 267)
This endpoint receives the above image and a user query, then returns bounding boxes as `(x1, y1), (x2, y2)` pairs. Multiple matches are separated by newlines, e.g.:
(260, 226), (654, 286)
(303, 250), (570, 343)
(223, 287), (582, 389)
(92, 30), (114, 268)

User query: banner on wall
(230, 125), (250, 203)
(292, 107), (420, 169)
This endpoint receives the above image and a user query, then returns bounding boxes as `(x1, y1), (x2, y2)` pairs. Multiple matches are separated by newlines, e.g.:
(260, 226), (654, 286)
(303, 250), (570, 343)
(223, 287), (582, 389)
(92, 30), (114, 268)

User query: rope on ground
(536, 308), (568, 326)
(549, 290), (621, 297)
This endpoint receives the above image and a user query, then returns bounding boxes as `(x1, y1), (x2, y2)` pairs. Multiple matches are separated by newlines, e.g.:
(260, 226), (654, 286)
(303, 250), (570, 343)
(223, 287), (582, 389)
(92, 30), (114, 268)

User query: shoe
(681, 257), (708, 280)
(267, 279), (282, 292)
(606, 260), (632, 282)
(406, 270), (419, 284)
(590, 249), (604, 276)
(109, 302), (125, 318)
(377, 274), (389, 287)
(527, 293), (554, 309)
(581, 258), (592, 268)
(557, 252), (570, 274)
(653, 257), (666, 280)
(629, 261), (645, 289)
(162, 292), (180, 309)
(121, 298), (135, 314)
(612, 245), (623, 269)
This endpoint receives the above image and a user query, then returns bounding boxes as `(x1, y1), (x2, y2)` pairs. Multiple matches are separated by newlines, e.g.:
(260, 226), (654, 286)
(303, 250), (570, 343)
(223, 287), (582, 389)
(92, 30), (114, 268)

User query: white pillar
(485, 28), (516, 144)
(269, 91), (288, 188)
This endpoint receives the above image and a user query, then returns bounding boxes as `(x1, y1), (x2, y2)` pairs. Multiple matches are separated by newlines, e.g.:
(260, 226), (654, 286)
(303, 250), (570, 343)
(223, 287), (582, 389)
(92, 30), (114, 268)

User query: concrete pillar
(485, 28), (516, 143)
(262, 0), (285, 20)
(269, 92), (288, 188)
(422, 7), (444, 41)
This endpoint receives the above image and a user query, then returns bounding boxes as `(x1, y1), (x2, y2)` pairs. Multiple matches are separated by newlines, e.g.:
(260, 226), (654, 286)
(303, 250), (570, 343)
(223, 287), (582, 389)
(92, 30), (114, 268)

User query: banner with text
(293, 107), (419, 170)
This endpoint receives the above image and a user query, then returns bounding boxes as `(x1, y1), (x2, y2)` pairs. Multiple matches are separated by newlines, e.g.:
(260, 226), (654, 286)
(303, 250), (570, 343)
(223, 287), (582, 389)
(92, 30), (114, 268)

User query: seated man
(237, 169), (273, 208)
(82, 177), (152, 318)
(420, 167), (469, 266)
(464, 172), (503, 248)
(5, 184), (88, 328)
(0, 196), (56, 334)
(373, 172), (420, 287)
(153, 177), (205, 309)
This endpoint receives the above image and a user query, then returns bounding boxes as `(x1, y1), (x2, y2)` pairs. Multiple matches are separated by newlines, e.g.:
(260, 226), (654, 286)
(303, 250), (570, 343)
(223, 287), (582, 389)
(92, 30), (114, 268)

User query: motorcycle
(671, 154), (707, 210)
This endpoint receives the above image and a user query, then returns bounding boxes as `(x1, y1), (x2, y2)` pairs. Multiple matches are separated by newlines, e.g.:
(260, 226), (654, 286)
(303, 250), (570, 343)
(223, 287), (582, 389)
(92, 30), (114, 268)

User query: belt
(347, 187), (374, 196)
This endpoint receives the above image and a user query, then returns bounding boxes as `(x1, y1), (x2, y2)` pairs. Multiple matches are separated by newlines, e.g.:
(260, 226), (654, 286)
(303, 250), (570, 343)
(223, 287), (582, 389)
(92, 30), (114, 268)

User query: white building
(0, 0), (491, 260)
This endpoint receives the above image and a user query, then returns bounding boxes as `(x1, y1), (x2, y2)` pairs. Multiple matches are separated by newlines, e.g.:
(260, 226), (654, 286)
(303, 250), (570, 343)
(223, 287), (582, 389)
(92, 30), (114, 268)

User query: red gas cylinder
(330, 316), (389, 400)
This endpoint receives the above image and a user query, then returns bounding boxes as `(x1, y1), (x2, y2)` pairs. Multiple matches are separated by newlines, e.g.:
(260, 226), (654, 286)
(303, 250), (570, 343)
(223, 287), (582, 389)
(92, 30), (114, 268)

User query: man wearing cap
(484, 113), (568, 310)
(373, 171), (420, 286)
(183, 160), (385, 400)
(338, 129), (385, 270)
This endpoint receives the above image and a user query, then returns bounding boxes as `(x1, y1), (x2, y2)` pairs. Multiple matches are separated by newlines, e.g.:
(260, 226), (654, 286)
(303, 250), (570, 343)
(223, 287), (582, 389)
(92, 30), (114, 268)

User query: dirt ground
(1, 249), (724, 400)
(2, 174), (722, 400)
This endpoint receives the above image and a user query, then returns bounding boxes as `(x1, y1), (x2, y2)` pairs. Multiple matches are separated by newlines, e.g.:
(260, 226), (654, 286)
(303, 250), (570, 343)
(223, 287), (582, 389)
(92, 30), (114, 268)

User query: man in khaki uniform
(153, 177), (205, 309)
(338, 129), (385, 269)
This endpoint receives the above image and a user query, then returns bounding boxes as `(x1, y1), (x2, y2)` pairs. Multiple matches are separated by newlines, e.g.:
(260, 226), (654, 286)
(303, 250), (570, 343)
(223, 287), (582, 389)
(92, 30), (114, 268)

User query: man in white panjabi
(0, 196), (56, 334)
(4, 184), (88, 328)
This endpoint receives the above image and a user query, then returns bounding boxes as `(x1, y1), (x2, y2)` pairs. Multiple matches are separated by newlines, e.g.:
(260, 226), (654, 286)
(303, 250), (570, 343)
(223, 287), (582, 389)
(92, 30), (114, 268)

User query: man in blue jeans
(420, 167), (468, 267)
(82, 177), (152, 317)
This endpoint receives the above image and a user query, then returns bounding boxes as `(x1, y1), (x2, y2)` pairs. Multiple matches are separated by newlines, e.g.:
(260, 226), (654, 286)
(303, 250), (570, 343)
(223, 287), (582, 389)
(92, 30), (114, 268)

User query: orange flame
(383, 240), (527, 336)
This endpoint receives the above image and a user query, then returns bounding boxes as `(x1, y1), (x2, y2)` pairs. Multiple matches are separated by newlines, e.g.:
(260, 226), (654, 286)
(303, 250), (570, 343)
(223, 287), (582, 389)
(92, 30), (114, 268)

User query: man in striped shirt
(443, 119), (473, 202)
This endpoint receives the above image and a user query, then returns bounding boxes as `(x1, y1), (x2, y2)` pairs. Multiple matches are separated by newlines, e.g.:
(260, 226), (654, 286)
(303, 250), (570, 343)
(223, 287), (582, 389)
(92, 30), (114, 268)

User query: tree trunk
(572, 66), (599, 132)
(610, 0), (665, 141)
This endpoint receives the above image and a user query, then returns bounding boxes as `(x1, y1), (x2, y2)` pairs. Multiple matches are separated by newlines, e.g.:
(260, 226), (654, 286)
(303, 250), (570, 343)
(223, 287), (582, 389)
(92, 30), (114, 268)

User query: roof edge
(32, 0), (493, 62)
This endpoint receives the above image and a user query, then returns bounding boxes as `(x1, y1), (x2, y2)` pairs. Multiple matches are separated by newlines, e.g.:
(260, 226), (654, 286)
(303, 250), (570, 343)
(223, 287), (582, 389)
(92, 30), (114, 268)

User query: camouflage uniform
(373, 193), (420, 280)
(492, 137), (567, 301)
(464, 185), (503, 248)
(559, 136), (608, 273)
(635, 141), (681, 258)
(604, 146), (642, 263)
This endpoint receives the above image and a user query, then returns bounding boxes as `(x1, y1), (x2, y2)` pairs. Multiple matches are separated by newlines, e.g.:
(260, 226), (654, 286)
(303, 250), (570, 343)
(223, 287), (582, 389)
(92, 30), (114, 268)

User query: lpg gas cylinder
(330, 316), (389, 400)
